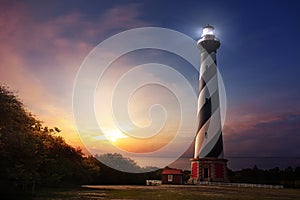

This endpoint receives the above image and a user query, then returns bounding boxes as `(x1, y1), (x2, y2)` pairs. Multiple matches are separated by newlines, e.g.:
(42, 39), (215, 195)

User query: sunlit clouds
(0, 2), (151, 150)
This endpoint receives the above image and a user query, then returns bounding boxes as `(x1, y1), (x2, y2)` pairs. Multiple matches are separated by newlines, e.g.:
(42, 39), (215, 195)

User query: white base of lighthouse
(188, 157), (229, 184)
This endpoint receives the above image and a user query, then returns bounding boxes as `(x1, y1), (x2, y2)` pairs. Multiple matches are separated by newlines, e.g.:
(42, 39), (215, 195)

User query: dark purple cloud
(224, 112), (300, 157)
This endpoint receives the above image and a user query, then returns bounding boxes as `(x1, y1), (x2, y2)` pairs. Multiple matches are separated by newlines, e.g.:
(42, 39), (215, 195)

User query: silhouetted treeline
(0, 85), (161, 197)
(92, 155), (161, 185)
(0, 86), (100, 195)
(95, 153), (159, 173)
(228, 165), (300, 188)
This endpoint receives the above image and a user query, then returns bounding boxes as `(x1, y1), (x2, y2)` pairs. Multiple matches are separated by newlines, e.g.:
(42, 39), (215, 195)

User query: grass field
(33, 185), (300, 200)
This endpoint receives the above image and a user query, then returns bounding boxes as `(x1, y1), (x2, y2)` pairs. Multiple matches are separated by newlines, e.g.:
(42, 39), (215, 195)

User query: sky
(1, 0), (300, 170)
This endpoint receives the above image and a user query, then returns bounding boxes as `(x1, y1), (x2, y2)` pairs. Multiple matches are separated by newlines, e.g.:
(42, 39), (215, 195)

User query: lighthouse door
(203, 168), (209, 179)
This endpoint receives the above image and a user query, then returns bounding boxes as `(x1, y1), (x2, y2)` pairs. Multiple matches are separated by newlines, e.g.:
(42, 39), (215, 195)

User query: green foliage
(0, 85), (100, 195)
(0, 85), (41, 192)
(0, 85), (161, 197)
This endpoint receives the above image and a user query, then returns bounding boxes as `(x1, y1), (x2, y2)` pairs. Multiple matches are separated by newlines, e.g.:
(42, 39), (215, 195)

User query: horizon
(1, 0), (300, 170)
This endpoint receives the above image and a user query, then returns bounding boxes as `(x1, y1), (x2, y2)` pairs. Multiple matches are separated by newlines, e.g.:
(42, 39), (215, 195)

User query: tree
(0, 85), (42, 193)
(0, 85), (163, 193)
(0, 85), (100, 195)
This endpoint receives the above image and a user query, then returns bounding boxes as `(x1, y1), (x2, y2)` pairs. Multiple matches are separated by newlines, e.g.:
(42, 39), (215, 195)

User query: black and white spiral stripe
(194, 43), (224, 159)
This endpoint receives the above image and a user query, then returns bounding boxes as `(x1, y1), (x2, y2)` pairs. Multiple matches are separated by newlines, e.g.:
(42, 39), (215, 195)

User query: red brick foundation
(189, 157), (229, 183)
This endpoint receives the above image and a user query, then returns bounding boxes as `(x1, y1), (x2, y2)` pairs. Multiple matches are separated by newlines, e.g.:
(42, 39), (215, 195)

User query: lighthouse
(189, 25), (228, 183)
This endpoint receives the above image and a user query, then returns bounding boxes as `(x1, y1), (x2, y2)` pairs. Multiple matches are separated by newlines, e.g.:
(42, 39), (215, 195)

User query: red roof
(162, 168), (182, 175)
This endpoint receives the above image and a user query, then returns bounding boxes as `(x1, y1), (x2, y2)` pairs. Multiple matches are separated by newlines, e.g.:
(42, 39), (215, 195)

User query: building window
(167, 175), (173, 182)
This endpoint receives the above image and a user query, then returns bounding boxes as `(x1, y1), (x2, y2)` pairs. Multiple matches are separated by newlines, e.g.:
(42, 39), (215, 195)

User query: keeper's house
(161, 167), (183, 185)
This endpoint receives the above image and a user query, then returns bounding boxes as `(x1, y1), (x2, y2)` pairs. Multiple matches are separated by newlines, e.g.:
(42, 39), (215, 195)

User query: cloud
(0, 2), (151, 148)
(224, 112), (300, 157)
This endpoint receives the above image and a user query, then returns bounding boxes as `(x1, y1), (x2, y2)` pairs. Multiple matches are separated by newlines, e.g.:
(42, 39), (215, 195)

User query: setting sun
(104, 129), (128, 143)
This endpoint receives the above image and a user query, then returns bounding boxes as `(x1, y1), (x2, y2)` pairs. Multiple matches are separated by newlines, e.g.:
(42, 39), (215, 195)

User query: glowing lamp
(198, 24), (219, 46)
(201, 25), (215, 37)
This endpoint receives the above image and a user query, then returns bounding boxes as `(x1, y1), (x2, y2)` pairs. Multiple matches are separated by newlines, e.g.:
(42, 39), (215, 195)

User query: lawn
(34, 185), (300, 200)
